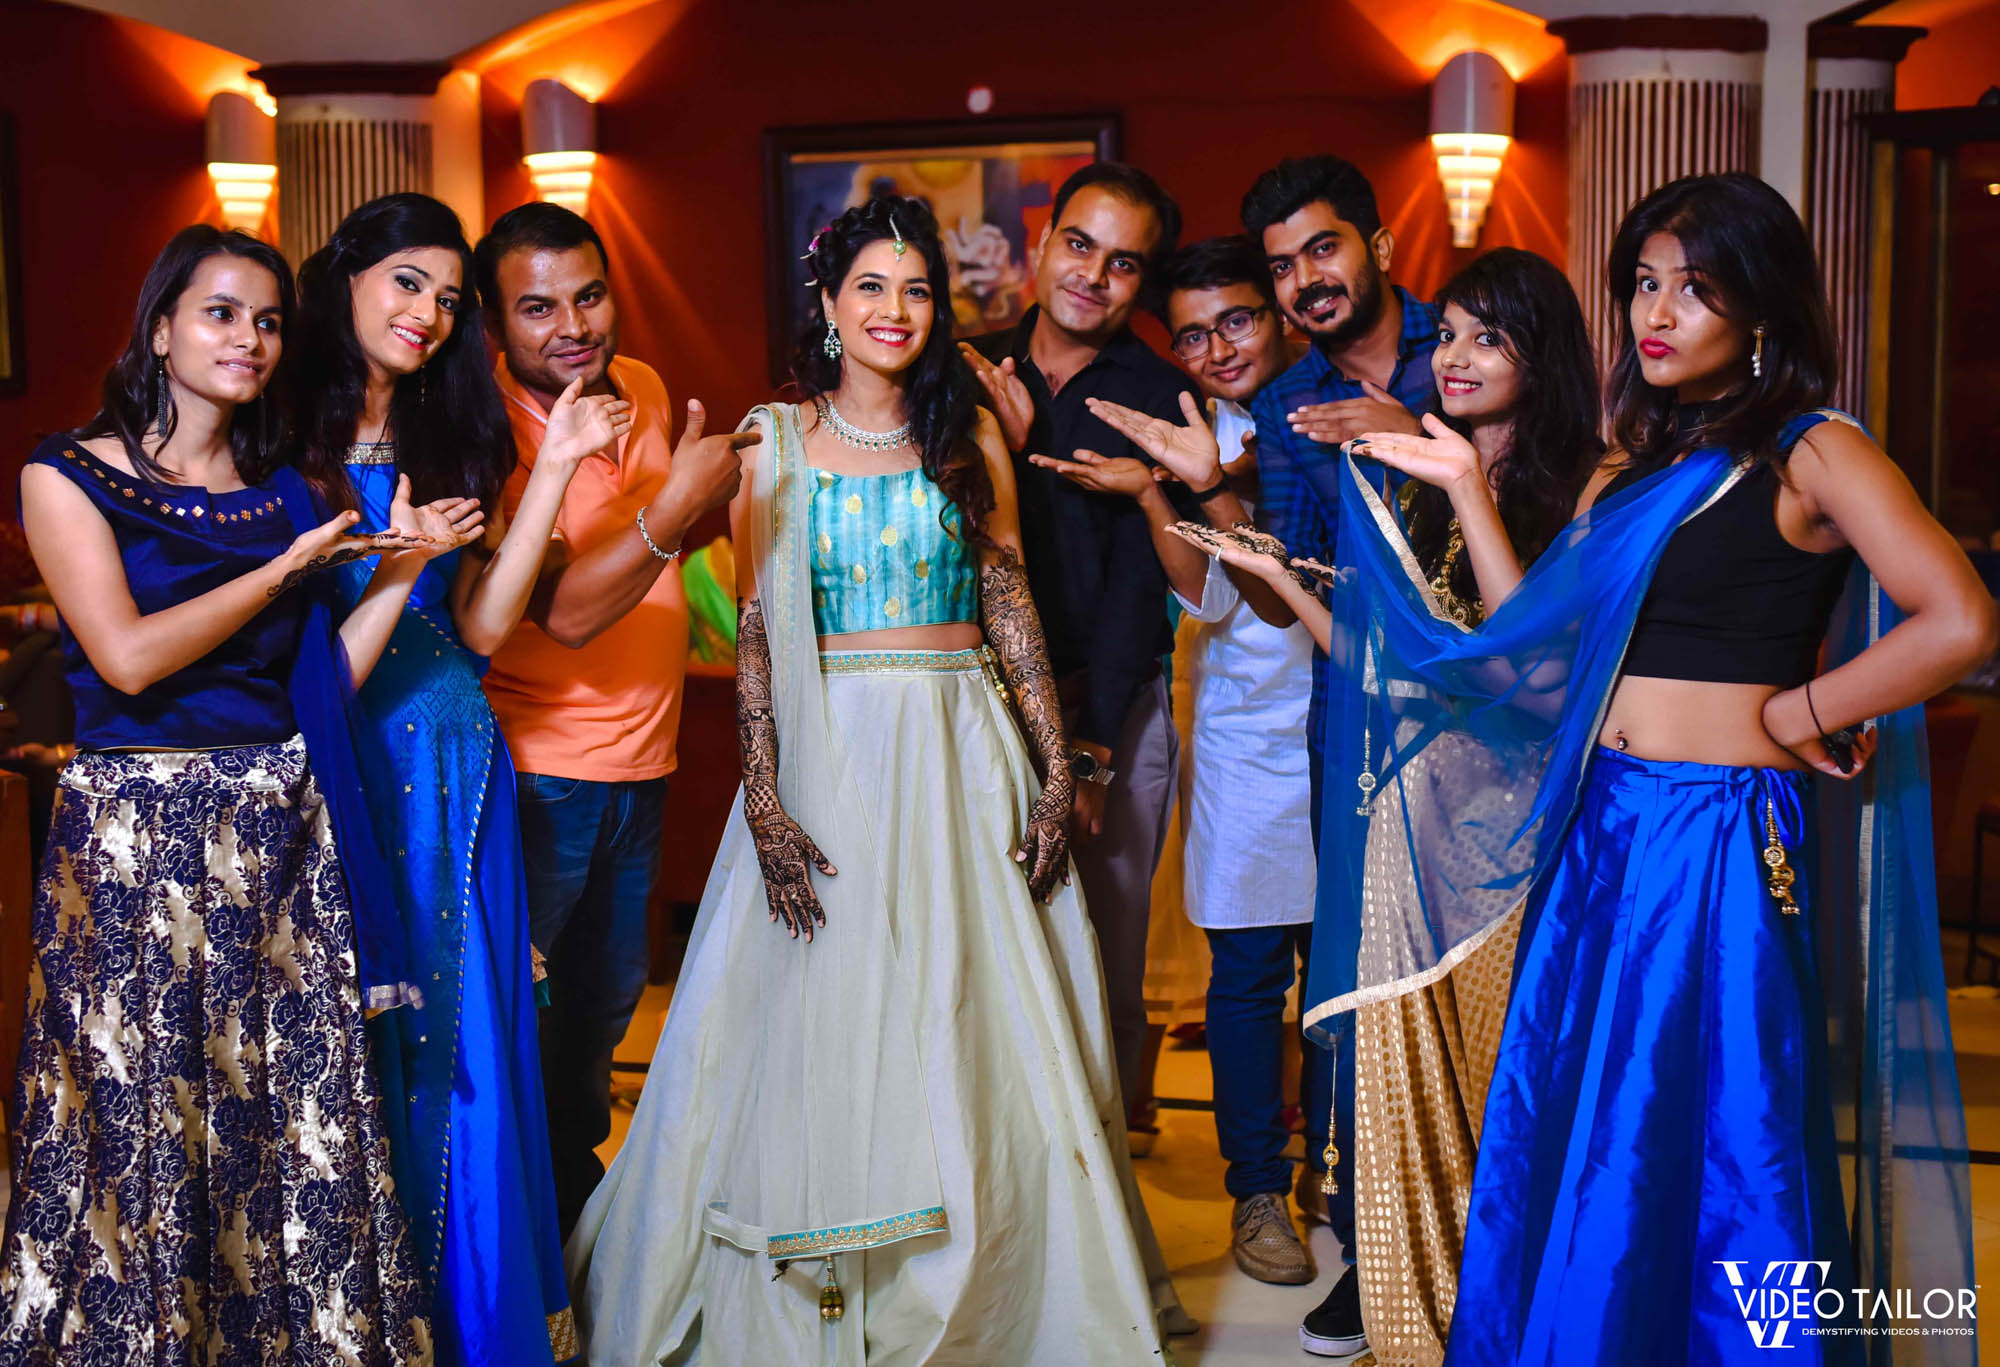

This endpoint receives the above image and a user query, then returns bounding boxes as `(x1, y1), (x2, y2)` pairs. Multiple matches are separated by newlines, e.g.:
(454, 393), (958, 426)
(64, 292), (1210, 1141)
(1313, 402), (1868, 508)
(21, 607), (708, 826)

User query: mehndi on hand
(1014, 783), (1072, 902)
(1168, 520), (1319, 593)
(746, 797), (836, 942)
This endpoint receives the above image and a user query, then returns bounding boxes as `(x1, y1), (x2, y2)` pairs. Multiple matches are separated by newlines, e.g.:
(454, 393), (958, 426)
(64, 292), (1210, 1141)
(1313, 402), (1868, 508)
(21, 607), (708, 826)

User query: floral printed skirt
(0, 738), (430, 1365)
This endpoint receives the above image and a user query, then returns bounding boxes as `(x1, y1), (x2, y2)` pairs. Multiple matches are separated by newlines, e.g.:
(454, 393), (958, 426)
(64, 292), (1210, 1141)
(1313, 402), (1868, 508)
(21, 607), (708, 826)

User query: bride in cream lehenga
(564, 197), (1187, 1365)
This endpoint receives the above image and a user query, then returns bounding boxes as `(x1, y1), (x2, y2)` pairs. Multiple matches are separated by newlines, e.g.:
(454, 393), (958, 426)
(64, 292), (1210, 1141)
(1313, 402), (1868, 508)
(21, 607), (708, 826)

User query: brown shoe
(1230, 1192), (1316, 1284)
(1127, 1099), (1160, 1157)
(1295, 1164), (1330, 1227)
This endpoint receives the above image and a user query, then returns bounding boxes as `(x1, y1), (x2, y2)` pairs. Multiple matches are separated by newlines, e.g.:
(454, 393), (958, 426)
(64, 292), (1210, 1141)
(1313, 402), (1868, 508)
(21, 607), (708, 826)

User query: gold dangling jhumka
(1763, 797), (1800, 916)
(1322, 1096), (1341, 1196)
(819, 1258), (845, 1321)
(1355, 705), (1377, 816)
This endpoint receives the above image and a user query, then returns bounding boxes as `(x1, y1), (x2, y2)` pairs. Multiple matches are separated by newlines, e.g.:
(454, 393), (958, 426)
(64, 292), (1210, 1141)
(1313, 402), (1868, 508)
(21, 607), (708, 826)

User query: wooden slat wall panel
(277, 118), (434, 265)
(1808, 82), (1892, 420)
(1568, 74), (1759, 373)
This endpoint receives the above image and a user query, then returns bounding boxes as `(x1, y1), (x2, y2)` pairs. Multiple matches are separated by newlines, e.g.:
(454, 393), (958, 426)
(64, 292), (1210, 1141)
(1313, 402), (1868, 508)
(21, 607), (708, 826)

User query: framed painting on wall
(763, 115), (1118, 384)
(0, 113), (21, 394)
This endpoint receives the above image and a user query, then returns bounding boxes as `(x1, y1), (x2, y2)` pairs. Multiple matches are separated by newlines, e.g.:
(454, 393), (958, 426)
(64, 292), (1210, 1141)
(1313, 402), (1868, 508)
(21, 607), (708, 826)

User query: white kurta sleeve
(1173, 554), (1241, 624)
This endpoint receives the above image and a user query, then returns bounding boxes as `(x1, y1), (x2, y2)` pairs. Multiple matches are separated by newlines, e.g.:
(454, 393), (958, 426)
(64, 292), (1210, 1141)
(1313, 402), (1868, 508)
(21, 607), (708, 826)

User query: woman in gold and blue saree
(1314, 173), (1992, 1365)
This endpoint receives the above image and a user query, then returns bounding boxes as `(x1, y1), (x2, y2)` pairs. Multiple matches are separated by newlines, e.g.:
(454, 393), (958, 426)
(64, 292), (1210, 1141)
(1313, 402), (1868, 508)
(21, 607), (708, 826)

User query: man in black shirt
(962, 162), (1202, 1118)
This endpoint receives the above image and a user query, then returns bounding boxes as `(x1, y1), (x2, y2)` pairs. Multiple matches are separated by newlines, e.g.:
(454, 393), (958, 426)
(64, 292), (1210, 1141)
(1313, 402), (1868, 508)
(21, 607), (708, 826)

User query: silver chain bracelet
(635, 506), (682, 564)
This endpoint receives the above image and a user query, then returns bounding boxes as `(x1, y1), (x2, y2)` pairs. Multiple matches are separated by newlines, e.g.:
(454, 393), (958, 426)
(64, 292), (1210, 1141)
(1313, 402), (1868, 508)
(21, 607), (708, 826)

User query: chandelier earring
(1752, 324), (1767, 380)
(151, 354), (169, 431)
(822, 319), (843, 360)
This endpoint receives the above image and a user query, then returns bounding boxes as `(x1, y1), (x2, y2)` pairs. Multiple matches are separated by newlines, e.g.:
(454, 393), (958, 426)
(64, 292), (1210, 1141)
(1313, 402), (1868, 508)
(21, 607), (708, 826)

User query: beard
(1297, 261), (1388, 354)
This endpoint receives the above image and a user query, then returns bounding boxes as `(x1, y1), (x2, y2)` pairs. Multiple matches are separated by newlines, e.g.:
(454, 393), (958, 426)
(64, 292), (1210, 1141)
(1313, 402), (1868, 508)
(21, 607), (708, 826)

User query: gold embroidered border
(548, 1307), (579, 1361)
(766, 1205), (948, 1260)
(1304, 899), (1526, 1033)
(1345, 459), (1468, 633)
(817, 648), (985, 677)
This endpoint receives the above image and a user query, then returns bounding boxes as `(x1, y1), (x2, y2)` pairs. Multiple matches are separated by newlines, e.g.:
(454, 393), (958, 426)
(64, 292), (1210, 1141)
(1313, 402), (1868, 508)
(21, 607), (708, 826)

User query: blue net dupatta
(1301, 446), (1741, 1039)
(272, 467), (421, 1011)
(1302, 441), (1975, 1359)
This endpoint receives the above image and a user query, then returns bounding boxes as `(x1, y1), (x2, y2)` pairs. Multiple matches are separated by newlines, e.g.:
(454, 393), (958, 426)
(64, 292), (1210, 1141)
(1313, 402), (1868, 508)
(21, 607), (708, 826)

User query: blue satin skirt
(1447, 748), (1858, 1366)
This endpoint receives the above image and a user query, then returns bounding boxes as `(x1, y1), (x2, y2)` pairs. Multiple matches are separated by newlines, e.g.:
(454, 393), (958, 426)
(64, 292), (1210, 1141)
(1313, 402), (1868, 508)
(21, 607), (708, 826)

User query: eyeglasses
(1171, 305), (1268, 361)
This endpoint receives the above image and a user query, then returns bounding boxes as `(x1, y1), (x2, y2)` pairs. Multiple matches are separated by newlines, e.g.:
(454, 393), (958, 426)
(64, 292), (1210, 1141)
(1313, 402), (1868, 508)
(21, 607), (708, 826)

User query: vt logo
(1714, 1261), (1834, 1349)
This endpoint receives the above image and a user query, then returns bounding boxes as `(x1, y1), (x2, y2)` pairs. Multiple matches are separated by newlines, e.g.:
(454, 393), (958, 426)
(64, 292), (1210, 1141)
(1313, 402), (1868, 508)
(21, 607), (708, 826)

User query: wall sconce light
(205, 91), (277, 236)
(522, 79), (598, 215)
(1430, 51), (1514, 250)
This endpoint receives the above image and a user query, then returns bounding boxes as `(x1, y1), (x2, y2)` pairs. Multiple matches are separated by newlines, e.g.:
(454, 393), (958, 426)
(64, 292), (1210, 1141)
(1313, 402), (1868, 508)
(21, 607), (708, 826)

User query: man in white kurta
(1159, 239), (1327, 1287)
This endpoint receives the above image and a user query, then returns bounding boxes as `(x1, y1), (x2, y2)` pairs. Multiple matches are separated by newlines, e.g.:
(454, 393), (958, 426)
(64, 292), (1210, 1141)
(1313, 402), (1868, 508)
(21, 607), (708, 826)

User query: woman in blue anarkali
(291, 193), (630, 1367)
(1322, 173), (1992, 1365)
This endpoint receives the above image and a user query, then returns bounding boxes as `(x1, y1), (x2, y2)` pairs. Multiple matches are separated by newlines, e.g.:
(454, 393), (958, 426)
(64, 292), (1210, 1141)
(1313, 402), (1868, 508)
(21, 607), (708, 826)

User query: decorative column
(251, 63), (473, 265)
(1550, 17), (1766, 370)
(1805, 25), (1924, 419)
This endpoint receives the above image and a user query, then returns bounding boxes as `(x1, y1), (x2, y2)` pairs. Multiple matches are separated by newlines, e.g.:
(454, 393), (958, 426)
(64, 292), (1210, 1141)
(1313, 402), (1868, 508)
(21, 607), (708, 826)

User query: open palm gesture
(1085, 392), (1223, 488)
(1346, 412), (1482, 495)
(388, 474), (485, 560)
(541, 375), (633, 468)
(1168, 520), (1318, 592)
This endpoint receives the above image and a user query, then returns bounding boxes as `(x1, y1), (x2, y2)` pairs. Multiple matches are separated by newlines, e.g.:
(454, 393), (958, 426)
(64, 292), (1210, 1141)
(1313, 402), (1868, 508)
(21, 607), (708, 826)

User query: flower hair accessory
(798, 222), (834, 264)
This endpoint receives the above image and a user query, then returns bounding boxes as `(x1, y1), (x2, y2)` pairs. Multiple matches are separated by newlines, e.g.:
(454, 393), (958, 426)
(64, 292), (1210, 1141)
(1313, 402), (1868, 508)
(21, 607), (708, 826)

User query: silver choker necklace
(816, 396), (911, 453)
(347, 439), (396, 466)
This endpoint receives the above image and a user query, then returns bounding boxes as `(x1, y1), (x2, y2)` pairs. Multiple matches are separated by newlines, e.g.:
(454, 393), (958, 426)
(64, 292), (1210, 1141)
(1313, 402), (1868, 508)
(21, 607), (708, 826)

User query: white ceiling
(65, 0), (585, 63)
(66, 0), (1939, 72)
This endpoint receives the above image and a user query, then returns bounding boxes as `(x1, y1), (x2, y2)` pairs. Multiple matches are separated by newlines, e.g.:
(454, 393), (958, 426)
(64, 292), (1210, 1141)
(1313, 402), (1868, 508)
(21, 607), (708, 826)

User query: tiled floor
(605, 937), (2000, 1361)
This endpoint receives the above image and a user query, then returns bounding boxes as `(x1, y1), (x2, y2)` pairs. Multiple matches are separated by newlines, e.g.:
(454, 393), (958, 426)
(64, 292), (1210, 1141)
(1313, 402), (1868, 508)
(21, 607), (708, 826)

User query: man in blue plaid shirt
(1238, 155), (1441, 1361)
(1243, 156), (1442, 806)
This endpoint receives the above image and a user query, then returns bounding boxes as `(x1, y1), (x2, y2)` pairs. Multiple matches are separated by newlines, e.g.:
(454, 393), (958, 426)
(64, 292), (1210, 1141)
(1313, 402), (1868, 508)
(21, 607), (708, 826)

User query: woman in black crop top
(1357, 175), (1996, 1364)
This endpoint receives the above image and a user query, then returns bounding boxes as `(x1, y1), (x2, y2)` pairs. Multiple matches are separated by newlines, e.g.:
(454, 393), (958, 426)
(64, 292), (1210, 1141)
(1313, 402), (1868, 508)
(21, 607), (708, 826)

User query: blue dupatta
(273, 465), (420, 1011)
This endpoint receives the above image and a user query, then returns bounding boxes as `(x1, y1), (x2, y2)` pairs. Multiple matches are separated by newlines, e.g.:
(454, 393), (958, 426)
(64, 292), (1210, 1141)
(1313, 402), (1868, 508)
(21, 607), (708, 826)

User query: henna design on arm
(266, 546), (372, 598)
(979, 547), (1074, 901)
(736, 595), (835, 941)
(266, 532), (431, 599)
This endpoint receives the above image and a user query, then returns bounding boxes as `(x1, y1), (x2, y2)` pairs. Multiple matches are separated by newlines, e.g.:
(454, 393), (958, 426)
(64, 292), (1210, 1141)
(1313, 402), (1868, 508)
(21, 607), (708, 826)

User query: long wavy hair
(74, 225), (294, 485)
(791, 196), (991, 543)
(1405, 247), (1603, 604)
(1605, 173), (1836, 471)
(291, 193), (514, 511)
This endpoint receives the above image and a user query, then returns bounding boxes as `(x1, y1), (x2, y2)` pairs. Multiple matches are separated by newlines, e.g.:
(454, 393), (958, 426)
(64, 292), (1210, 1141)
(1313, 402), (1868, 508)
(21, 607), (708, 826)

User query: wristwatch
(1069, 750), (1116, 786)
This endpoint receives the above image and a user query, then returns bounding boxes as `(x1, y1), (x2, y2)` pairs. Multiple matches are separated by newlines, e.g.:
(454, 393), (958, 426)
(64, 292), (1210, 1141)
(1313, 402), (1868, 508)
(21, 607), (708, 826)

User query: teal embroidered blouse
(808, 465), (977, 636)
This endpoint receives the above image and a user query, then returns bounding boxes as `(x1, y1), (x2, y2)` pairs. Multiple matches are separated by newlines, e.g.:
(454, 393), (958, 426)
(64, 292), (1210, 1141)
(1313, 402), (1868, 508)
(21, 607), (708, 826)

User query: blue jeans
(517, 772), (665, 1237)
(1205, 923), (1354, 1261)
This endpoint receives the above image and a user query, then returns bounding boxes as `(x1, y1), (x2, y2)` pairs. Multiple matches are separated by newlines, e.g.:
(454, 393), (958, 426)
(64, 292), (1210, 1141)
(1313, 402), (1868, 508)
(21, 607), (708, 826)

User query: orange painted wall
(0, 1), (256, 514)
(1892, 0), (2000, 108)
(475, 0), (1568, 432)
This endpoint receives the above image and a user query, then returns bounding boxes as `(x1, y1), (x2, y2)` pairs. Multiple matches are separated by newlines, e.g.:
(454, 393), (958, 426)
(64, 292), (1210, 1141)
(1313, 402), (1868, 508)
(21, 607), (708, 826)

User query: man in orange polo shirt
(474, 202), (754, 1234)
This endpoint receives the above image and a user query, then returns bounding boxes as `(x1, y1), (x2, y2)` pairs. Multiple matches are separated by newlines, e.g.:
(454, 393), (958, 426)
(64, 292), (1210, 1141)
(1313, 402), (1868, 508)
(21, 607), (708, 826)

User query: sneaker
(1300, 1266), (1369, 1357)
(1230, 1192), (1316, 1285)
(1295, 1164), (1330, 1227)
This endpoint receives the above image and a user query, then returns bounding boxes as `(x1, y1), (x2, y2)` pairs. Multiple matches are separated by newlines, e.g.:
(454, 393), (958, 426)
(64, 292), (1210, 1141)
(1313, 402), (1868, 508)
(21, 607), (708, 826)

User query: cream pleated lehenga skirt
(565, 648), (1184, 1366)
